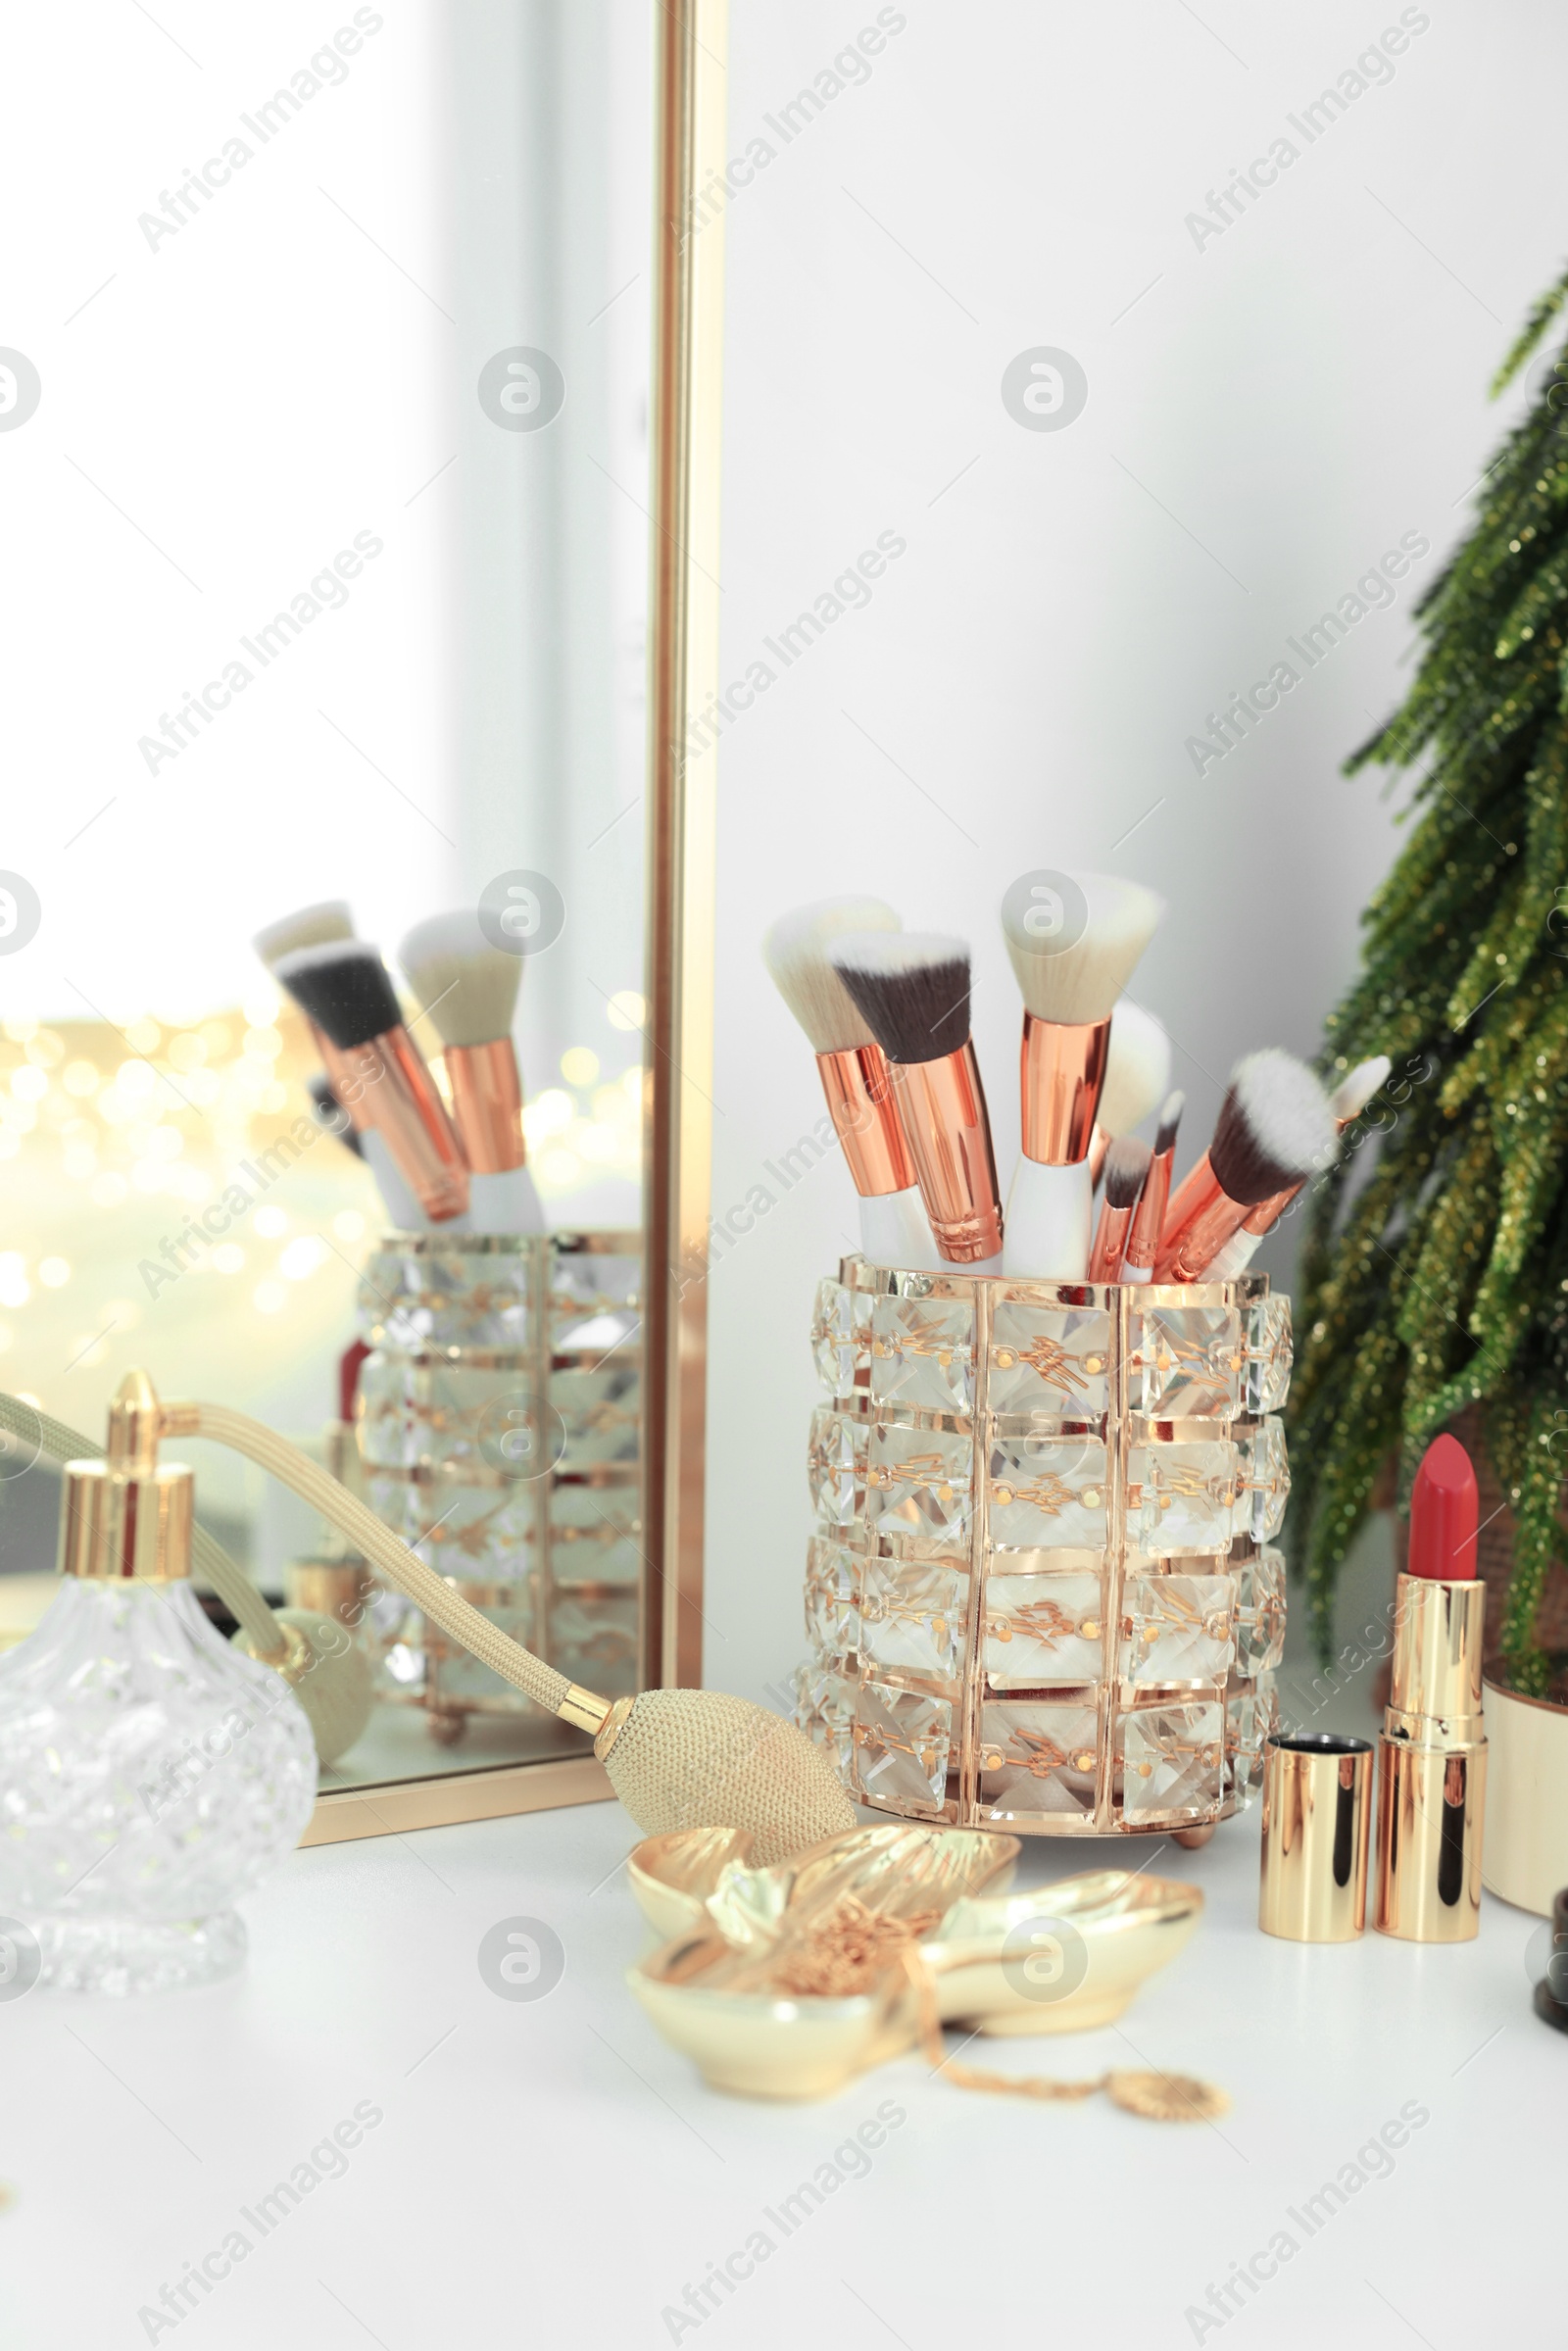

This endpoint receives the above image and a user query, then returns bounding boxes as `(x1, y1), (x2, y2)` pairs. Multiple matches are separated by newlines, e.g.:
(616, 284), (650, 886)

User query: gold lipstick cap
(1258, 1732), (1373, 1941)
(1374, 1574), (1488, 1942)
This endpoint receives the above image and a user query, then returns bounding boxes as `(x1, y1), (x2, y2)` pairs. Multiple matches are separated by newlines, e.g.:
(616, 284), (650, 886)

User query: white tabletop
(4, 1788), (1555, 2351)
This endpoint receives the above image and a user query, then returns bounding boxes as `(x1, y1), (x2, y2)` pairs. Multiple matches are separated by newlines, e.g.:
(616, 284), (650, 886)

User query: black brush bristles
(1102, 1134), (1152, 1211)
(1209, 1052), (1337, 1203)
(828, 933), (971, 1064)
(1154, 1090), (1185, 1158)
(272, 942), (403, 1051)
(308, 1075), (364, 1157)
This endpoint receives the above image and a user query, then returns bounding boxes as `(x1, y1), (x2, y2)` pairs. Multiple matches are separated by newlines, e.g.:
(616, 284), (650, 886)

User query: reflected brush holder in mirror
(796, 1258), (1291, 1836)
(356, 1232), (641, 1744)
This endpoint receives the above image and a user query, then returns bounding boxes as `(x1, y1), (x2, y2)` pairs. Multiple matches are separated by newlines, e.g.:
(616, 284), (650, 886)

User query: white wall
(703, 0), (1568, 1700)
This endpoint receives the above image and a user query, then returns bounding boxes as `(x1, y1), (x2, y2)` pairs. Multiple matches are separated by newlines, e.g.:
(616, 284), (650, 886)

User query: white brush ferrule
(858, 1187), (941, 1270)
(1120, 1259), (1153, 1286)
(458, 1167), (548, 1237)
(362, 1132), (426, 1232)
(1002, 1157), (1092, 1280)
(1202, 1228), (1260, 1281)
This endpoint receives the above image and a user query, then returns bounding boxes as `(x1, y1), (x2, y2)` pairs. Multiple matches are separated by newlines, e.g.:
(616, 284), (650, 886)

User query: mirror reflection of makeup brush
(1153, 1052), (1337, 1282)
(255, 904), (424, 1230)
(1088, 1136), (1152, 1281)
(272, 942), (468, 1224)
(1120, 1090), (1184, 1284)
(1001, 872), (1165, 1278)
(1202, 1054), (1390, 1279)
(829, 933), (1004, 1270)
(1088, 1000), (1171, 1187)
(761, 898), (937, 1268)
(398, 911), (545, 1236)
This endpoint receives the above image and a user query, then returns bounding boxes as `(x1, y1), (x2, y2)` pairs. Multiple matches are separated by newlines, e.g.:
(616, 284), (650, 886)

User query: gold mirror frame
(301, 0), (726, 1845)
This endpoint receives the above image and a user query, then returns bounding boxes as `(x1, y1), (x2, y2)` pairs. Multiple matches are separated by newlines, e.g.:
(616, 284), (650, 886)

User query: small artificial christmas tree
(1290, 262), (1568, 1698)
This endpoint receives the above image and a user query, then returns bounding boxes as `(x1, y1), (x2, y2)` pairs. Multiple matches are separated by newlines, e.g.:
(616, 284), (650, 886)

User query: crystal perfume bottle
(0, 1373), (318, 1994)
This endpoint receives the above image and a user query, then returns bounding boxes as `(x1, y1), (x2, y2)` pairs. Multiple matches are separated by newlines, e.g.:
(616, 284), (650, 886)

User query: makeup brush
(1088, 1136), (1152, 1281)
(761, 898), (937, 1268)
(1121, 1091), (1184, 1284)
(1088, 1001), (1172, 1187)
(271, 943), (468, 1224)
(398, 911), (545, 1236)
(307, 1075), (364, 1157)
(1152, 1051), (1337, 1283)
(1202, 1054), (1392, 1279)
(830, 934), (1004, 1270)
(256, 904), (425, 1230)
(1001, 872), (1165, 1278)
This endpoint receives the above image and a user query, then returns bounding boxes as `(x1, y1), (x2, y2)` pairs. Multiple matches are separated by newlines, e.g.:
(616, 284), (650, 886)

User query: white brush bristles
(398, 910), (521, 1048)
(1330, 1055), (1392, 1124)
(761, 897), (901, 1054)
(1230, 1050), (1339, 1181)
(254, 901), (354, 967)
(1097, 1000), (1172, 1138)
(1002, 871), (1165, 1026)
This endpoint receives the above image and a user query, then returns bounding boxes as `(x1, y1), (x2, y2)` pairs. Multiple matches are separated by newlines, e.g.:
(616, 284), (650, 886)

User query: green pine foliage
(1290, 264), (1568, 1697)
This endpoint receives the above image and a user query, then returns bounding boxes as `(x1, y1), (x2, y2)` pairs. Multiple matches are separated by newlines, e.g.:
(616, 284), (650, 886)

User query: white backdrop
(703, 0), (1568, 1703)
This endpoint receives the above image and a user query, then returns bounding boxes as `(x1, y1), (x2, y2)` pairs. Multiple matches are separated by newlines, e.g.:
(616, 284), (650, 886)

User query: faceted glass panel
(983, 1571), (1104, 1689)
(989, 1303), (1110, 1420)
(810, 1278), (858, 1398)
(549, 1481), (640, 1587)
(1126, 1439), (1239, 1557)
(1119, 1700), (1224, 1823)
(550, 1587), (639, 1697)
(362, 1240), (535, 1353)
(859, 1558), (966, 1686)
(988, 1437), (1108, 1551)
(795, 1661), (858, 1781)
(1224, 1670), (1279, 1804)
(1129, 1304), (1244, 1419)
(870, 1294), (975, 1414)
(978, 1701), (1099, 1819)
(1234, 1547), (1287, 1675)
(420, 1583), (539, 1710)
(808, 1405), (867, 1531)
(867, 1424), (972, 1550)
(1121, 1573), (1235, 1686)
(805, 1536), (861, 1668)
(551, 1365), (640, 1469)
(550, 1251), (640, 1355)
(852, 1682), (953, 1816)
(1236, 1418), (1291, 1543)
(1243, 1293), (1293, 1416)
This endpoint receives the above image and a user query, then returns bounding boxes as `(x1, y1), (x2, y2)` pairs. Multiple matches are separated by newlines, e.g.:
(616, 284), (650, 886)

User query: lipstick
(1374, 1434), (1489, 1942)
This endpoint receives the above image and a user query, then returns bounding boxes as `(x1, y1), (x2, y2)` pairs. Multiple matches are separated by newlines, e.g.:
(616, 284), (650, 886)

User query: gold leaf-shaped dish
(923, 1868), (1203, 2036)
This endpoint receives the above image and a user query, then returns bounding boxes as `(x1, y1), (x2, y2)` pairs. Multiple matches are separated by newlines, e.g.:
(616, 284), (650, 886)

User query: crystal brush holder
(796, 1258), (1290, 1837)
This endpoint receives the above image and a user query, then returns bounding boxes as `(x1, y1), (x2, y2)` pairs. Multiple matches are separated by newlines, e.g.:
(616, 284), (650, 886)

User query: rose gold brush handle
(1088, 1202), (1136, 1283)
(446, 1038), (525, 1173)
(1122, 1145), (1172, 1274)
(1020, 1015), (1110, 1165)
(815, 1046), (915, 1198)
(1152, 1156), (1248, 1282)
(164, 1400), (610, 1734)
(320, 1025), (469, 1221)
(892, 1045), (1004, 1263)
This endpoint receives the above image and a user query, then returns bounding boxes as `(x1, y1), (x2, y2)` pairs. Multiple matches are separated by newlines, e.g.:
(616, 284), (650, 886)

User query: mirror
(0, 0), (719, 1829)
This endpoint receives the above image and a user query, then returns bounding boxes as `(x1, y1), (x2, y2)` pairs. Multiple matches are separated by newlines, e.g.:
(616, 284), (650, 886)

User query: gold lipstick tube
(1020, 1014), (1110, 1165)
(446, 1039), (525, 1174)
(1374, 1574), (1488, 1942)
(892, 1046), (1004, 1263)
(1122, 1145), (1173, 1277)
(1152, 1158), (1249, 1282)
(1088, 1199), (1136, 1283)
(319, 1028), (469, 1223)
(814, 1046), (916, 1198)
